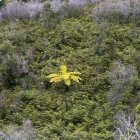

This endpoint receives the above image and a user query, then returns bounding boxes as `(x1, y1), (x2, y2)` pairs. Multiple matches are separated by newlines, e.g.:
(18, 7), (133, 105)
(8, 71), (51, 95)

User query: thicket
(0, 0), (140, 139)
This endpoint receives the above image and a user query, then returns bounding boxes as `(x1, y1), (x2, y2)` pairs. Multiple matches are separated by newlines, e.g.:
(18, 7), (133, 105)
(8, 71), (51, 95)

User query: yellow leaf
(61, 74), (69, 80)
(69, 72), (81, 75)
(60, 65), (67, 74)
(48, 73), (59, 78)
(64, 79), (71, 86)
(71, 75), (79, 83)
(50, 77), (61, 83)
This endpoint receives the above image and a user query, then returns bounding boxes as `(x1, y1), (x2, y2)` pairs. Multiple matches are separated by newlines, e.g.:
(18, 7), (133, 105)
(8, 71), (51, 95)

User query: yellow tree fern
(48, 65), (82, 86)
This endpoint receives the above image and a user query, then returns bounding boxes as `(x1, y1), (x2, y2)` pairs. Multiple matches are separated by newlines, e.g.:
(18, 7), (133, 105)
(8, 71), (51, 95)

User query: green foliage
(0, 2), (140, 139)
(0, 55), (20, 88)
(0, 0), (5, 8)
(136, 104), (140, 114)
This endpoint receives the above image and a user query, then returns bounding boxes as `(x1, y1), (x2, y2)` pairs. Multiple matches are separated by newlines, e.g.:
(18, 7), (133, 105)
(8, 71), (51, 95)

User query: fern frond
(48, 65), (81, 87)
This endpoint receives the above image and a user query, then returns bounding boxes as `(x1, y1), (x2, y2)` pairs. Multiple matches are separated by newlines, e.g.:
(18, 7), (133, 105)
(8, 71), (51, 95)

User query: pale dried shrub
(108, 61), (136, 104)
(0, 119), (38, 140)
(0, 0), (44, 21)
(68, 0), (103, 6)
(113, 111), (140, 140)
(50, 0), (65, 12)
(50, 0), (100, 12)
(68, 0), (89, 7)
(93, 0), (140, 22)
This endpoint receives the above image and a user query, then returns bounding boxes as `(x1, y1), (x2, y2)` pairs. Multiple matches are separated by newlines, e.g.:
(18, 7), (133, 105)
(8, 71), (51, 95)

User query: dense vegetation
(0, 0), (140, 139)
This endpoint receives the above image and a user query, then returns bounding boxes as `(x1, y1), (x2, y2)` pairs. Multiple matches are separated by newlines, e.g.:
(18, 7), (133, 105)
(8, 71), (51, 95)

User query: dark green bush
(0, 55), (20, 88)
(0, 0), (5, 8)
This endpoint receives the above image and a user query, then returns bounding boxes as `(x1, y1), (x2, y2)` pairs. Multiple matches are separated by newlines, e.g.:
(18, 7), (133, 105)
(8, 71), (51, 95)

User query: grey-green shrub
(107, 61), (136, 104)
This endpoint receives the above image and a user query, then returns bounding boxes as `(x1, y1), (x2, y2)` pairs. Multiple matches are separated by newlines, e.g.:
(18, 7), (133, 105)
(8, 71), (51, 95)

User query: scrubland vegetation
(0, 0), (140, 139)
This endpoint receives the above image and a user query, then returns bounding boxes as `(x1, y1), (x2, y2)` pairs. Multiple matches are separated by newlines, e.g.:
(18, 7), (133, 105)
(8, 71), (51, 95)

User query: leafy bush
(0, 55), (20, 88)
(0, 54), (29, 88)
(136, 104), (140, 113)
(0, 0), (5, 8)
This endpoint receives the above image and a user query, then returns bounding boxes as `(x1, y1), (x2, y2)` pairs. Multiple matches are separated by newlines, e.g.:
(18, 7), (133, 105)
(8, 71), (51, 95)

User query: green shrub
(0, 55), (20, 88)
(0, 0), (5, 8)
(136, 104), (140, 114)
